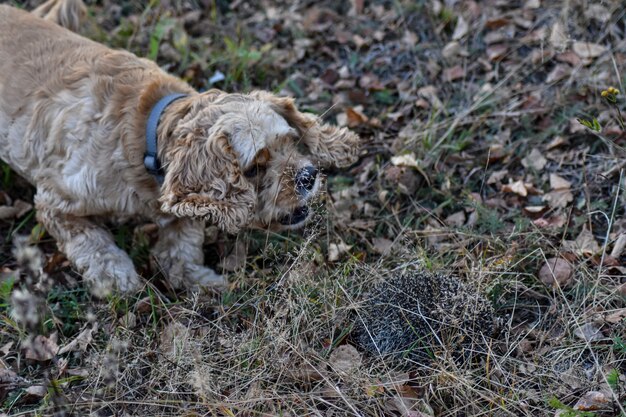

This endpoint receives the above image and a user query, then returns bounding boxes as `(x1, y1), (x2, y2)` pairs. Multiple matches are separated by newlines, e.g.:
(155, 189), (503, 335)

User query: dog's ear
(159, 130), (256, 234)
(257, 93), (361, 168)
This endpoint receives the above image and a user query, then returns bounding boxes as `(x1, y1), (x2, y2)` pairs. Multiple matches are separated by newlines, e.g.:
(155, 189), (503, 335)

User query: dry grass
(1, 0), (626, 416)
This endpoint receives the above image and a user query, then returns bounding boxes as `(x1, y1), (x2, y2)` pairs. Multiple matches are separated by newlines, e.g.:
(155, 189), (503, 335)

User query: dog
(0, 0), (360, 295)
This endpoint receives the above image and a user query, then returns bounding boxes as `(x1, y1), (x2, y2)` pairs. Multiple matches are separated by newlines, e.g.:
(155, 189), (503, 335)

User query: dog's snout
(295, 166), (318, 196)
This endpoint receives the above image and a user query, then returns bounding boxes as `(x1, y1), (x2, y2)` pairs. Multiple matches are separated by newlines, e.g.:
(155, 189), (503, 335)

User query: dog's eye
(244, 165), (258, 178)
(244, 164), (267, 178)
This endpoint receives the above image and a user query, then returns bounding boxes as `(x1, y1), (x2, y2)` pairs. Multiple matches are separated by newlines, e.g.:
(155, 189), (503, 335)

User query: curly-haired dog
(0, 0), (360, 295)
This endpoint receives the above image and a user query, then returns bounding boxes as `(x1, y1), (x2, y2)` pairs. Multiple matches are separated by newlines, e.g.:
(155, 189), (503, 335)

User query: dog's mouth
(279, 205), (310, 226)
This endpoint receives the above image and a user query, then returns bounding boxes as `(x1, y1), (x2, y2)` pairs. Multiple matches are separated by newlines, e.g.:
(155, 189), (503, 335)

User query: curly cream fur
(0, 2), (361, 294)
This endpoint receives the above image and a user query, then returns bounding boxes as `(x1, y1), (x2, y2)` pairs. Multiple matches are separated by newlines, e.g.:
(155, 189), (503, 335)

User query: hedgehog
(353, 269), (496, 367)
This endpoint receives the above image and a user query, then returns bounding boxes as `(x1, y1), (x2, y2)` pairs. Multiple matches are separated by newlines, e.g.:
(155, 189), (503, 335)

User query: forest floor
(1, 0), (626, 416)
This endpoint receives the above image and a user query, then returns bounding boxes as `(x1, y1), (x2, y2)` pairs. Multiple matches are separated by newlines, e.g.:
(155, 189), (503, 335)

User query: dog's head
(158, 90), (360, 233)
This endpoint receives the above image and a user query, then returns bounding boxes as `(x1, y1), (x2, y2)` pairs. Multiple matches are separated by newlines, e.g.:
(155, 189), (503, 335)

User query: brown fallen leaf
(549, 21), (568, 51)
(533, 214), (567, 229)
(572, 41), (607, 59)
(546, 64), (571, 83)
(556, 51), (582, 66)
(574, 391), (611, 411)
(486, 44), (507, 61)
(25, 334), (59, 361)
(285, 363), (324, 383)
(487, 169), (508, 185)
(546, 136), (568, 150)
(328, 344), (361, 374)
(445, 211), (466, 227)
(0, 206), (19, 220)
(443, 65), (465, 82)
(442, 41), (462, 59)
(563, 227), (601, 256)
(585, 5), (611, 23)
(58, 323), (98, 354)
(345, 106), (369, 128)
(604, 308), (626, 324)
(417, 86), (443, 109)
(24, 385), (47, 398)
(543, 190), (573, 209)
(549, 173), (571, 189)
(502, 180), (528, 197)
(372, 237), (393, 256)
(573, 323), (603, 342)
(538, 257), (573, 288)
(328, 241), (352, 262)
(521, 148), (547, 171)
(452, 15), (468, 40)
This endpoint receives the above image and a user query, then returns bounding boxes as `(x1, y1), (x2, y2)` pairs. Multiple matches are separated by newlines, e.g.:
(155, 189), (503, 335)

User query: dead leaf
(549, 21), (568, 51)
(556, 51), (582, 66)
(329, 344), (361, 374)
(372, 237), (393, 255)
(442, 41), (462, 59)
(0, 206), (19, 220)
(584, 5), (611, 23)
(58, 323), (98, 354)
(1, 341), (13, 355)
(611, 233), (626, 257)
(452, 15), (468, 40)
(445, 211), (466, 227)
(402, 30), (419, 47)
(443, 65), (465, 82)
(573, 323), (603, 342)
(521, 148), (547, 171)
(285, 363), (324, 383)
(25, 334), (59, 361)
(543, 190), (573, 209)
(328, 241), (351, 262)
(487, 169), (508, 184)
(563, 227), (601, 256)
(486, 44), (507, 61)
(546, 64), (571, 83)
(24, 385), (47, 398)
(604, 308), (626, 324)
(417, 86), (443, 109)
(572, 42), (607, 59)
(391, 153), (420, 169)
(345, 106), (368, 128)
(502, 180), (528, 197)
(349, 0), (364, 15)
(538, 257), (573, 287)
(524, 0), (540, 9)
(550, 174), (572, 190)
(384, 166), (422, 195)
(546, 136), (568, 150)
(385, 396), (432, 417)
(533, 215), (567, 229)
(574, 391), (611, 411)
(160, 321), (191, 359)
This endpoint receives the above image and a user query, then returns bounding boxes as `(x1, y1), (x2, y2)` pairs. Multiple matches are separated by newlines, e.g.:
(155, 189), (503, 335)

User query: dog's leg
(152, 218), (226, 290)
(35, 203), (142, 296)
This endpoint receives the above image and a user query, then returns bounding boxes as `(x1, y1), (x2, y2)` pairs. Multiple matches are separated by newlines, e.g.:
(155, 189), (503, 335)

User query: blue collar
(144, 93), (188, 184)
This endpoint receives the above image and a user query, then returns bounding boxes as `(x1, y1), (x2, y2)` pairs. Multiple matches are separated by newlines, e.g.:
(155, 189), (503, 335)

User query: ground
(1, 0), (626, 416)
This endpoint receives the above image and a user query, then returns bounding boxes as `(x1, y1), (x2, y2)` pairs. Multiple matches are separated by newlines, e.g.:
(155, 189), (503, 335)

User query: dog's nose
(295, 166), (318, 196)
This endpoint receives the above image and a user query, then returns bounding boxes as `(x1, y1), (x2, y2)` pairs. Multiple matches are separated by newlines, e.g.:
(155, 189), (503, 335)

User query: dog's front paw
(82, 253), (142, 297)
(183, 263), (227, 291)
(158, 257), (226, 290)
